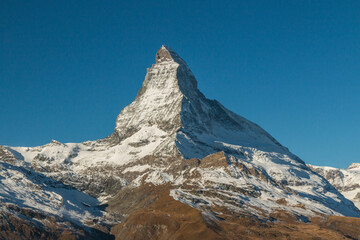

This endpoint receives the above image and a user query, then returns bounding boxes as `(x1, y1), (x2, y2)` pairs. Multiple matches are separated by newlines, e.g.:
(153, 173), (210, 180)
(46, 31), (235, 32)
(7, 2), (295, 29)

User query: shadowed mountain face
(1, 46), (360, 239)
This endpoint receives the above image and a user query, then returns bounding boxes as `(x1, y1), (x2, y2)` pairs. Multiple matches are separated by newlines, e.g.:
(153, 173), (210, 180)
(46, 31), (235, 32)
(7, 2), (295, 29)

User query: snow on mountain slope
(2, 45), (360, 223)
(0, 146), (103, 225)
(309, 163), (360, 209)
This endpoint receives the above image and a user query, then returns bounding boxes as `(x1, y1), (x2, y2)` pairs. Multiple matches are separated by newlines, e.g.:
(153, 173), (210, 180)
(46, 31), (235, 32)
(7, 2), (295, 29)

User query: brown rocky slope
(108, 184), (360, 240)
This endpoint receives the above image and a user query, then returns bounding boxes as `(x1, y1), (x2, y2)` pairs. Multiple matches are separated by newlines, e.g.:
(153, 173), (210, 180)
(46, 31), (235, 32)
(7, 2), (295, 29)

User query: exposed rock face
(1, 46), (360, 238)
(0, 146), (16, 164)
(200, 152), (229, 169)
(309, 164), (360, 209)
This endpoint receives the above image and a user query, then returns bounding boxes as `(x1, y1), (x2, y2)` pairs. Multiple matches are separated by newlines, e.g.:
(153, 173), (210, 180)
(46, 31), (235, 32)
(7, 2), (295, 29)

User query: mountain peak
(155, 45), (192, 73)
(109, 46), (287, 159)
(155, 45), (183, 64)
(155, 45), (174, 63)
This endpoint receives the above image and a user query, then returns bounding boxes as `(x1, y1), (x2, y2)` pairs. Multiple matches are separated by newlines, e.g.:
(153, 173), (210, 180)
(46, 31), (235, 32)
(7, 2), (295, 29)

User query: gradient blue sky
(1, 1), (359, 168)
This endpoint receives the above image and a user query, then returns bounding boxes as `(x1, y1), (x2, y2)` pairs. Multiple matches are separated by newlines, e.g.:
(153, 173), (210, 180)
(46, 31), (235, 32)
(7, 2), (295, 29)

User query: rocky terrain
(309, 163), (360, 209)
(1, 46), (360, 239)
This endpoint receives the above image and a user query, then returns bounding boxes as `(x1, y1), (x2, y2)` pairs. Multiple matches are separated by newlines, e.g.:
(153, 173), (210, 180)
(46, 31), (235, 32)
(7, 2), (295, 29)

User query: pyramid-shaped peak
(110, 45), (288, 158)
(155, 45), (184, 64)
(151, 45), (197, 93)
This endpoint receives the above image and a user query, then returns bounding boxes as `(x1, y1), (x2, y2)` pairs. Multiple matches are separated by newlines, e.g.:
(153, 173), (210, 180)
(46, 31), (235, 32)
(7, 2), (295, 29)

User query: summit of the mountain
(155, 45), (185, 64)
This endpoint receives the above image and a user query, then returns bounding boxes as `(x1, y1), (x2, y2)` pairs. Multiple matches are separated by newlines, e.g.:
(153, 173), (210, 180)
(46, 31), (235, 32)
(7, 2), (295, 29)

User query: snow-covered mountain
(309, 163), (360, 209)
(1, 46), (360, 238)
(0, 146), (113, 239)
(108, 46), (287, 159)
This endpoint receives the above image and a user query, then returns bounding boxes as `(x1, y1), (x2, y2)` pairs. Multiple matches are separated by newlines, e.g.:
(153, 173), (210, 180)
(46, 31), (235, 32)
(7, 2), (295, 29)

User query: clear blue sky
(1, 1), (359, 168)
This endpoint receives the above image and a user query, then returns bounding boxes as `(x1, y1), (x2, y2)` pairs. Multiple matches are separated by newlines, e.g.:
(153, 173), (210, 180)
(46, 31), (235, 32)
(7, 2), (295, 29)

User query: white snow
(309, 163), (360, 209)
(0, 161), (102, 225)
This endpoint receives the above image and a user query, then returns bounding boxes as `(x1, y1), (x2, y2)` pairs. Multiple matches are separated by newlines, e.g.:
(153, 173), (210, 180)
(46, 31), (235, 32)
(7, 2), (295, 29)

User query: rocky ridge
(309, 163), (360, 209)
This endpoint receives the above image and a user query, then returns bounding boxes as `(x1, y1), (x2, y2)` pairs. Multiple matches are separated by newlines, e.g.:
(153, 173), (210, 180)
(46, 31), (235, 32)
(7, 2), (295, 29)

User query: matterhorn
(1, 46), (359, 239)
